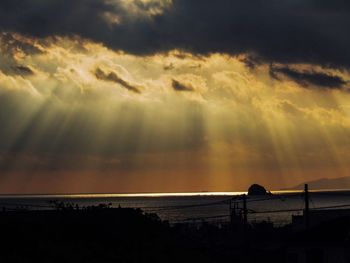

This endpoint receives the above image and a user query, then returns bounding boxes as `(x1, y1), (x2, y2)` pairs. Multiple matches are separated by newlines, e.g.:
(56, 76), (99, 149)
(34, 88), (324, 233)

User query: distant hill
(289, 176), (350, 190)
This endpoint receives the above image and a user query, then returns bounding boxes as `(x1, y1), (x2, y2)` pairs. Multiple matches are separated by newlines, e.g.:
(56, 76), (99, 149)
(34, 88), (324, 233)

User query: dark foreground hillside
(0, 206), (350, 263)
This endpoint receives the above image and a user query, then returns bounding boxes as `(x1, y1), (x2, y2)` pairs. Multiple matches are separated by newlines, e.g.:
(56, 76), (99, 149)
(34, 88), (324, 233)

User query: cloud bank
(0, 0), (350, 68)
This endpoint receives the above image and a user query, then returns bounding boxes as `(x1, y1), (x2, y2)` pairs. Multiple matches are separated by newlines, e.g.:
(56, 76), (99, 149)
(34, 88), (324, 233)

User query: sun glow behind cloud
(0, 31), (350, 193)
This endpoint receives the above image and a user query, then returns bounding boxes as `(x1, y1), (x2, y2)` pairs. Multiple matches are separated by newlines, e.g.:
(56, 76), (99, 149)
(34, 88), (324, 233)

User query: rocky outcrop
(248, 184), (271, 196)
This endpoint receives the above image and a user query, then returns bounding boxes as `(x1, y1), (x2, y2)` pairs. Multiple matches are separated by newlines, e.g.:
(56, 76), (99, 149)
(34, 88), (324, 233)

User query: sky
(0, 0), (350, 194)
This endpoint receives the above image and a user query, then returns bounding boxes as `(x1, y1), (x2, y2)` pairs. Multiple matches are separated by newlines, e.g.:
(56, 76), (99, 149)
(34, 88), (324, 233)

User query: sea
(1, 190), (350, 226)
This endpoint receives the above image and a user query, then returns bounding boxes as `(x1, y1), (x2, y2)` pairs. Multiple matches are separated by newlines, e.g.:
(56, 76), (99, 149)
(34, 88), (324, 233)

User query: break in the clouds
(1, 0), (350, 69)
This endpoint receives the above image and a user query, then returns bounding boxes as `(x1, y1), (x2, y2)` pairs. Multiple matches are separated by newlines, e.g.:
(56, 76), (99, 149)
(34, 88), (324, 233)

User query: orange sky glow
(1, 1), (350, 193)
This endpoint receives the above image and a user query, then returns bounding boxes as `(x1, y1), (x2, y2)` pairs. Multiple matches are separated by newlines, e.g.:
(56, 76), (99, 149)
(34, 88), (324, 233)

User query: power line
(4, 196), (350, 225)
(135, 198), (232, 211)
(173, 214), (230, 222)
(311, 203), (350, 210)
(250, 208), (303, 214)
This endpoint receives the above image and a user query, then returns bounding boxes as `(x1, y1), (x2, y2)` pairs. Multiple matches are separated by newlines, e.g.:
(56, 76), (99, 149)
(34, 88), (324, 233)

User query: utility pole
(304, 184), (310, 229)
(229, 198), (232, 224)
(242, 194), (248, 231)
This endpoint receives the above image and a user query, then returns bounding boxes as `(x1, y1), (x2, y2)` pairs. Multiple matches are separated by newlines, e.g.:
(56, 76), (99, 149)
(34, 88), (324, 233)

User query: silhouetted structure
(248, 184), (270, 196)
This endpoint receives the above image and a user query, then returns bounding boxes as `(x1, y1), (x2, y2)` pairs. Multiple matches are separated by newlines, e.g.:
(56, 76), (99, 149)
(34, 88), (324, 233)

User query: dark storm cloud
(270, 66), (347, 89)
(94, 67), (141, 94)
(0, 0), (350, 68)
(172, 80), (194, 92)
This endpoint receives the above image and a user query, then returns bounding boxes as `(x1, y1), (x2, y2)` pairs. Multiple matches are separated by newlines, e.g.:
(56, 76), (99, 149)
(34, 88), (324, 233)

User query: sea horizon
(1, 188), (350, 199)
